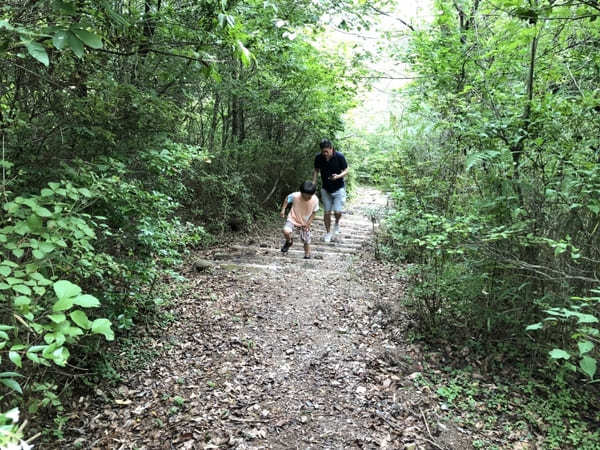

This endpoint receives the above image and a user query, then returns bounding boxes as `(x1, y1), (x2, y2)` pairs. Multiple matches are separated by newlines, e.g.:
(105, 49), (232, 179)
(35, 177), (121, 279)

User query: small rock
(407, 372), (422, 380)
(436, 421), (449, 432)
(192, 258), (215, 271)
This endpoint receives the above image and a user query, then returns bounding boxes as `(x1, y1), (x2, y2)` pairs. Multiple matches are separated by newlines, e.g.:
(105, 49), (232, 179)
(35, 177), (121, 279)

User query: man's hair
(319, 138), (333, 150)
(300, 181), (316, 195)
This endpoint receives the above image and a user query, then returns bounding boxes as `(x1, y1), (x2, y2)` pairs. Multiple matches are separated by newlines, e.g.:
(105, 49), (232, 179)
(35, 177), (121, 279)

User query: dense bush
(0, 0), (366, 435)
(356, 0), (600, 385)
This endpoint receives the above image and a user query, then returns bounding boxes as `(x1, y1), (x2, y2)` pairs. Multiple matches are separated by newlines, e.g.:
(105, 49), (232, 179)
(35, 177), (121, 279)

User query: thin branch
(357, 75), (423, 80)
(3, 61), (63, 88)
(367, 4), (415, 32)
(94, 47), (221, 67)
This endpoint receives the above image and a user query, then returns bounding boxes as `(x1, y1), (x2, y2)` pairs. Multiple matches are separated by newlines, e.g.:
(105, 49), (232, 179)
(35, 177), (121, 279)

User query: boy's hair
(300, 181), (316, 195)
(319, 138), (333, 150)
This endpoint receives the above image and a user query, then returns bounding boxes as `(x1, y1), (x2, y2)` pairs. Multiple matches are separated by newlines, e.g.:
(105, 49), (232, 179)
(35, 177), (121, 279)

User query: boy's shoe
(303, 254), (311, 259)
(281, 239), (293, 253)
(323, 232), (332, 243)
(334, 223), (341, 234)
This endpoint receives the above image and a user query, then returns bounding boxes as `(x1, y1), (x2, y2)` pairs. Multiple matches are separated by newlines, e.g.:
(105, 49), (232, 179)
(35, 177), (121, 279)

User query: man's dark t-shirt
(314, 151), (348, 193)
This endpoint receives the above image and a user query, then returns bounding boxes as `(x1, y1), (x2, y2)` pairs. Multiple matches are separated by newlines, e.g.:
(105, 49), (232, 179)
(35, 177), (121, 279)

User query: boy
(280, 181), (319, 259)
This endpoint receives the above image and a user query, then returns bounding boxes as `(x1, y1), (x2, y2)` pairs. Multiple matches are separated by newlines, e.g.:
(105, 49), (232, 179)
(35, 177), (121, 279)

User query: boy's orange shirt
(287, 192), (319, 227)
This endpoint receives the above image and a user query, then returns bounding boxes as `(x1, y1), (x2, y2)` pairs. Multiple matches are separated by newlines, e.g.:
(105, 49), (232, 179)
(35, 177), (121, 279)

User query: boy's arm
(305, 211), (317, 229)
(280, 198), (289, 218)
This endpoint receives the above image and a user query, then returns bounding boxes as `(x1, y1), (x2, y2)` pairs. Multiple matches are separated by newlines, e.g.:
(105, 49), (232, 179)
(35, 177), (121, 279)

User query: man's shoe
(281, 240), (293, 253)
(303, 254), (312, 259)
(334, 223), (341, 234)
(323, 232), (332, 243)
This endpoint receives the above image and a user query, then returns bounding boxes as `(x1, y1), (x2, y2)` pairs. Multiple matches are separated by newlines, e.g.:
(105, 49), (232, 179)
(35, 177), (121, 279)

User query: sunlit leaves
(71, 29), (103, 49)
(24, 41), (49, 66)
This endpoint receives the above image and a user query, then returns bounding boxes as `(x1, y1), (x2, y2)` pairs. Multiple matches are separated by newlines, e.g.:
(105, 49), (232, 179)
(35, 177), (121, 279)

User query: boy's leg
(301, 228), (311, 258)
(281, 222), (294, 252)
(303, 242), (311, 258)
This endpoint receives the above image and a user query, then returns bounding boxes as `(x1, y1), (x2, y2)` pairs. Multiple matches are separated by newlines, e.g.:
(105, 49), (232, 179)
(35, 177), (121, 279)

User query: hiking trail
(58, 186), (468, 450)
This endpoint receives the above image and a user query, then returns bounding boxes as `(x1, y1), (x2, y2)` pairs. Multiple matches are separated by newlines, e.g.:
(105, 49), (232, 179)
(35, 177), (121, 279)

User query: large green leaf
(27, 214), (43, 231)
(12, 285), (32, 295)
(53, 297), (74, 312)
(67, 31), (84, 57)
(549, 348), (571, 360)
(580, 356), (597, 380)
(52, 347), (70, 367)
(53, 280), (82, 299)
(13, 296), (31, 306)
(0, 378), (23, 394)
(70, 310), (91, 329)
(48, 313), (66, 324)
(72, 28), (103, 49)
(0, 19), (15, 31)
(8, 351), (22, 368)
(73, 294), (100, 308)
(52, 30), (69, 50)
(24, 40), (49, 66)
(574, 312), (598, 324)
(34, 206), (52, 218)
(578, 341), (594, 355)
(91, 318), (114, 341)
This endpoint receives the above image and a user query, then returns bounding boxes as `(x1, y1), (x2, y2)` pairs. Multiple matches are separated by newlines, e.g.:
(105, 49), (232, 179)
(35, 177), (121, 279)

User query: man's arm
(312, 168), (319, 185)
(335, 167), (349, 179)
(331, 167), (349, 180)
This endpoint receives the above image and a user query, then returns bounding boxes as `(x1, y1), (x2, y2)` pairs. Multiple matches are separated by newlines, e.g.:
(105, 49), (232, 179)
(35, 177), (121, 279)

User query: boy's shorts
(283, 221), (311, 243)
(321, 187), (346, 212)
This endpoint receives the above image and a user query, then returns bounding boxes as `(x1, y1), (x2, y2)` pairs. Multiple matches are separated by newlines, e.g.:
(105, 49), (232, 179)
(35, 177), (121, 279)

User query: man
(312, 138), (349, 243)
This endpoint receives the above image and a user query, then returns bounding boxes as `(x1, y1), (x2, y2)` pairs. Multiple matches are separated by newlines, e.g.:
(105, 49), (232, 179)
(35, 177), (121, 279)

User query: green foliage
(0, 408), (30, 450)
(0, 182), (115, 406)
(368, 0), (600, 348)
(1, 0), (367, 436)
(421, 366), (600, 449)
(527, 288), (600, 381)
(352, 10), (600, 447)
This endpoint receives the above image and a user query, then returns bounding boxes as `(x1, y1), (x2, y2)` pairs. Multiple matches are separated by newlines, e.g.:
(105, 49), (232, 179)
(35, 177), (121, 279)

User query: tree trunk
(208, 93), (220, 152)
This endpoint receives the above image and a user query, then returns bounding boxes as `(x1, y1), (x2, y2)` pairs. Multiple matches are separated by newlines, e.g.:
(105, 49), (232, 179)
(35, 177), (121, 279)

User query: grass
(414, 360), (600, 449)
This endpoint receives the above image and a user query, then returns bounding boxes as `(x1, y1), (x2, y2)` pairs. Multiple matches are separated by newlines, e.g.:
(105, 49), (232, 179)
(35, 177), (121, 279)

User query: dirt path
(58, 187), (467, 450)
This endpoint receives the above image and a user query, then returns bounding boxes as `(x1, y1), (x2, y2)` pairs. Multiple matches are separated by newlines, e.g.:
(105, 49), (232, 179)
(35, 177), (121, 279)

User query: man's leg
(334, 212), (342, 227)
(324, 211), (332, 233)
(332, 187), (346, 234)
(321, 188), (334, 242)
